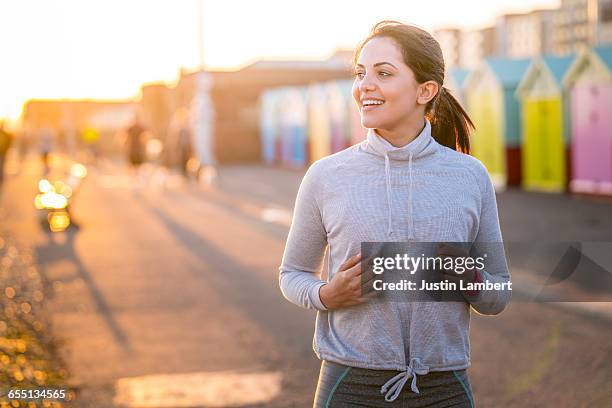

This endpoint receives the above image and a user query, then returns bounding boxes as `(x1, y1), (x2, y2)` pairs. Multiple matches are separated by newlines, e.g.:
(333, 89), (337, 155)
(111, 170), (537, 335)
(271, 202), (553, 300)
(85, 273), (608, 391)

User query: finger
(359, 258), (382, 280)
(437, 243), (468, 257)
(339, 253), (362, 272)
(360, 268), (382, 288)
(345, 257), (370, 279)
(360, 281), (382, 296)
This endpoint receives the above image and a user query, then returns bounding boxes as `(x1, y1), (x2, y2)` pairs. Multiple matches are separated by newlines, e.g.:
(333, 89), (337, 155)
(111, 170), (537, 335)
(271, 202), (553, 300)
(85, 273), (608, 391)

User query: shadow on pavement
(35, 225), (132, 353)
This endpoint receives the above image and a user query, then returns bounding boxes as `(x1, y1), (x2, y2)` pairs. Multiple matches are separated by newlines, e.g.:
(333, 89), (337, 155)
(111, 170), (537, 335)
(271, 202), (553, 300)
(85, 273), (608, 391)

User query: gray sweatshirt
(278, 119), (511, 401)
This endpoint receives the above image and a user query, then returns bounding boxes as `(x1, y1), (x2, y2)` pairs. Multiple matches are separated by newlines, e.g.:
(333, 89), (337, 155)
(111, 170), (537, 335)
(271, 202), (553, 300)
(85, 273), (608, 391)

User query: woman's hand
(319, 253), (374, 310)
(436, 243), (481, 297)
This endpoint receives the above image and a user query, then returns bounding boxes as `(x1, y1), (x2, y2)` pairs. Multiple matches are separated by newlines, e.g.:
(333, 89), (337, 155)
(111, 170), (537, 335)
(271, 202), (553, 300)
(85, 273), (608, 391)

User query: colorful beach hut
(465, 58), (531, 188)
(326, 81), (351, 154)
(260, 89), (282, 165)
(307, 83), (332, 163)
(278, 87), (309, 167)
(337, 80), (367, 146)
(564, 46), (612, 195)
(446, 68), (470, 104)
(516, 54), (575, 192)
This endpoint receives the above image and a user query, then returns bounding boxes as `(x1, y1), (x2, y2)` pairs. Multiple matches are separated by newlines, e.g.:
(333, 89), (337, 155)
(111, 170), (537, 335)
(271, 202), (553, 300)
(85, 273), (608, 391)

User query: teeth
(362, 100), (384, 106)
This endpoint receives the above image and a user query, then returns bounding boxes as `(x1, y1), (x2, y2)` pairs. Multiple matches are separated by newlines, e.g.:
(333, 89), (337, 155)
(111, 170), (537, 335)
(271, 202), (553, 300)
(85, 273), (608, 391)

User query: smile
(361, 99), (385, 111)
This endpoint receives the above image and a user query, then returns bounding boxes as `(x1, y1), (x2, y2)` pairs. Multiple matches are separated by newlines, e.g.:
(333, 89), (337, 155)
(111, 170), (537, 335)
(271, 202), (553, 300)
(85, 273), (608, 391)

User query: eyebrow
(355, 62), (398, 69)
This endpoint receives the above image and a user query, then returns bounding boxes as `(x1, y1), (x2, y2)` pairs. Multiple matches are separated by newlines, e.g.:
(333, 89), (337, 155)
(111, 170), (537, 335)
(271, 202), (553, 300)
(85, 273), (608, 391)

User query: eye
(354, 71), (365, 79)
(378, 71), (391, 77)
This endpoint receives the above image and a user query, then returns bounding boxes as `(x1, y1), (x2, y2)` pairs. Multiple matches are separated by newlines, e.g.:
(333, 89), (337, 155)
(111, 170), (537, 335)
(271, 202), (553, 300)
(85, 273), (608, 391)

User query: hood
(363, 119), (437, 161)
(361, 119), (439, 238)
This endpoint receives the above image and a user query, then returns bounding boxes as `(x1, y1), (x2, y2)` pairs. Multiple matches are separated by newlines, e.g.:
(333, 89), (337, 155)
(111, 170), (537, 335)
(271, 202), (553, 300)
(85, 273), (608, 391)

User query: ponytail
(427, 87), (473, 154)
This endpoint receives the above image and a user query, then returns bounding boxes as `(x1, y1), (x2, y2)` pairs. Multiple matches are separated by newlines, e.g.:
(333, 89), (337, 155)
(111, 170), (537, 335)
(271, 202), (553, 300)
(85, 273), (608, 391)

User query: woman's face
(352, 36), (422, 131)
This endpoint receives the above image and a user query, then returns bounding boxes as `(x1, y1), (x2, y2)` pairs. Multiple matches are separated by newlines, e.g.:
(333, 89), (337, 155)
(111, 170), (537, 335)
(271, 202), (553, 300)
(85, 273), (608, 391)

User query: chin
(360, 115), (380, 129)
(360, 111), (393, 130)
(361, 118), (386, 130)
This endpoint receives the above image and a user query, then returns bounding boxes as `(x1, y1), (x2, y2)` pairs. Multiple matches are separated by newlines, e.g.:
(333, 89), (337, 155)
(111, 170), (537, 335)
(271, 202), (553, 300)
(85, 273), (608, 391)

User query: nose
(359, 73), (376, 94)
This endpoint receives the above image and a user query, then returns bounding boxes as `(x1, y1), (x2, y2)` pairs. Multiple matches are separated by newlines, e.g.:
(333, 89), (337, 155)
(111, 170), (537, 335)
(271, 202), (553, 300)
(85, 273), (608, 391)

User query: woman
(279, 21), (511, 407)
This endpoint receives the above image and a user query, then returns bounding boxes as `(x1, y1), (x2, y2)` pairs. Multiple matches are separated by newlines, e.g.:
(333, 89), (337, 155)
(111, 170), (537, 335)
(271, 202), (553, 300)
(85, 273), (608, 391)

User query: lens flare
(38, 179), (53, 193)
(40, 192), (68, 209)
(70, 163), (88, 179)
(48, 211), (71, 232)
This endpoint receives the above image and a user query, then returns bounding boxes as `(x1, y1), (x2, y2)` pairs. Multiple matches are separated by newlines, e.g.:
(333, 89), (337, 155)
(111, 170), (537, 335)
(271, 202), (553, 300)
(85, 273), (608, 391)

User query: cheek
(385, 83), (418, 111)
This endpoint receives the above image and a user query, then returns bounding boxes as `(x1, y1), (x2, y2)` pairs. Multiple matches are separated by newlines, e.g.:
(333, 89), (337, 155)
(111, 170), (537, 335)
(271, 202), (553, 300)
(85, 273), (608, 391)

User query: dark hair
(354, 20), (473, 154)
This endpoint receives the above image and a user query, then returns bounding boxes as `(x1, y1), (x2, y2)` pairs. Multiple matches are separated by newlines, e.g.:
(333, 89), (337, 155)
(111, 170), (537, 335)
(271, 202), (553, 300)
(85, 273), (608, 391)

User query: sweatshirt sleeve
(278, 162), (329, 311)
(462, 166), (512, 315)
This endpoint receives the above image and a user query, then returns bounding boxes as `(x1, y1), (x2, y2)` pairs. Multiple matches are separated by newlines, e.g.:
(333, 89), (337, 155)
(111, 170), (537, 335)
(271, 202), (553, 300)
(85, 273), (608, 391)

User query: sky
(0, 0), (560, 123)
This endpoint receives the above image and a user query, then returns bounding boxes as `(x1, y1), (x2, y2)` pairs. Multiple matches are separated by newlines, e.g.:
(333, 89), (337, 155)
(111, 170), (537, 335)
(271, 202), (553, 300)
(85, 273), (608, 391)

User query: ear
(416, 81), (439, 105)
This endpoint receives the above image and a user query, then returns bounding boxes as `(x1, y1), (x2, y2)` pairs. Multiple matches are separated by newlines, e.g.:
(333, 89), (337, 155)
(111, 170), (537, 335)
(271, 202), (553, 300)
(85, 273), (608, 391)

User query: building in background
(460, 27), (496, 69)
(436, 0), (611, 69)
(22, 100), (136, 155)
(168, 51), (353, 164)
(495, 10), (556, 58)
(552, 0), (592, 54)
(552, 0), (612, 54)
(434, 28), (462, 68)
(20, 52), (353, 165)
(140, 83), (173, 145)
(595, 0), (612, 45)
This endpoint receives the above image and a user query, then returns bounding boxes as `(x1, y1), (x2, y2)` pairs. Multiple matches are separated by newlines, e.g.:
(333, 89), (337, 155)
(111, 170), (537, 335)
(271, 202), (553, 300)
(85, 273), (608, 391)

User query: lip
(361, 103), (384, 112)
(360, 98), (385, 112)
(361, 105), (382, 112)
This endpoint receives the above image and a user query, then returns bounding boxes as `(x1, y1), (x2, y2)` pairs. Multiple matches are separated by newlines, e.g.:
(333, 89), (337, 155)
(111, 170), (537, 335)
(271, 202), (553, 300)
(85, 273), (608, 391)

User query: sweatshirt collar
(364, 119), (436, 161)
(362, 119), (437, 239)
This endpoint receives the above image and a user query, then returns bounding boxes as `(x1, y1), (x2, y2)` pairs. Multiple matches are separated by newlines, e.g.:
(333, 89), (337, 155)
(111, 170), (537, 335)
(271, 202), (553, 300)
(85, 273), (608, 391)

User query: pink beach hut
(564, 46), (612, 195)
(277, 88), (294, 166)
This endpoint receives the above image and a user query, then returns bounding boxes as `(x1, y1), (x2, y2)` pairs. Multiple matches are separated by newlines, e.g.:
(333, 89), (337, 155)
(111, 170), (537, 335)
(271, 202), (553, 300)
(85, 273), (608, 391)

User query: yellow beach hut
(465, 58), (531, 188)
(337, 79), (367, 145)
(516, 55), (574, 192)
(307, 83), (332, 163)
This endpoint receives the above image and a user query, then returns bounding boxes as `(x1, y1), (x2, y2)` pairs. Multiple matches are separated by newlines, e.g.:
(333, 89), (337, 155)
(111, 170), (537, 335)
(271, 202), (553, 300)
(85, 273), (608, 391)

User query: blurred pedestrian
(81, 126), (101, 164)
(38, 126), (55, 176)
(16, 125), (31, 173)
(169, 108), (193, 178)
(126, 117), (146, 167)
(279, 21), (511, 407)
(0, 120), (14, 188)
(190, 71), (218, 186)
(124, 116), (148, 189)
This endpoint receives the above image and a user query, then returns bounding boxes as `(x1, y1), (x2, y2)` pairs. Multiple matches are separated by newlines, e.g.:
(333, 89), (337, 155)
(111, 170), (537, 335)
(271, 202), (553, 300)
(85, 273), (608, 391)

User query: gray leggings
(313, 360), (475, 408)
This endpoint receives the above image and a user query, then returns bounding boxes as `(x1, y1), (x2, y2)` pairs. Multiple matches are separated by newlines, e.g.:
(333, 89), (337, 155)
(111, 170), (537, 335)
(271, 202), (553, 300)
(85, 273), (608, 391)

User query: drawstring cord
(380, 358), (429, 402)
(384, 153), (393, 236)
(384, 152), (415, 239)
(408, 152), (415, 241)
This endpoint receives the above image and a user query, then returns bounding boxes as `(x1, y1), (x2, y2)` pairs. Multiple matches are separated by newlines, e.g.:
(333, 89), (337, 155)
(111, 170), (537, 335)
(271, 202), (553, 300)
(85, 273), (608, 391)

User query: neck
(376, 117), (426, 148)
